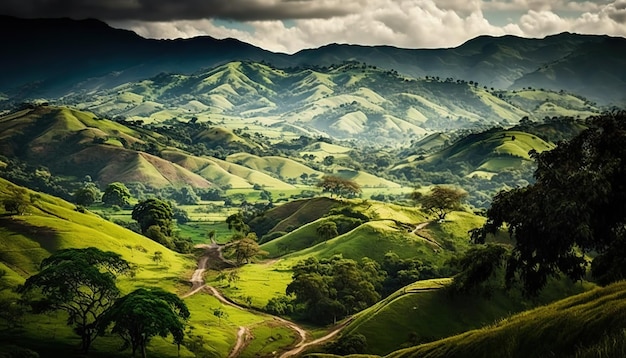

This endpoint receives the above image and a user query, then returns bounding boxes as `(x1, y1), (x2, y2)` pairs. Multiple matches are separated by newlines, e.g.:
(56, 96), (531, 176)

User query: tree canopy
(102, 182), (132, 207)
(100, 287), (190, 358)
(132, 198), (174, 236)
(412, 185), (467, 220)
(19, 248), (131, 352)
(317, 176), (361, 198)
(472, 111), (626, 295)
(286, 256), (383, 324)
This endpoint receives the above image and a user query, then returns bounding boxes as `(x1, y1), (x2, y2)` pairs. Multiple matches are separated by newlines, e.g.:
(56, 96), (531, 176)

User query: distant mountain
(61, 61), (599, 145)
(2, 16), (625, 105)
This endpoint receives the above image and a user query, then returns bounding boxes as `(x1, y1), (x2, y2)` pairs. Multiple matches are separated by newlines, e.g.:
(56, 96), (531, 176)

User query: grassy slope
(341, 278), (592, 356)
(387, 281), (626, 358)
(227, 152), (322, 180)
(250, 197), (341, 238)
(394, 129), (555, 175)
(239, 201), (484, 309)
(0, 178), (271, 358)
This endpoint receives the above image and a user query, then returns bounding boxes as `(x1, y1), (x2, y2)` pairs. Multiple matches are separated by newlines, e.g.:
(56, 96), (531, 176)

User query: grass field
(387, 280), (622, 358)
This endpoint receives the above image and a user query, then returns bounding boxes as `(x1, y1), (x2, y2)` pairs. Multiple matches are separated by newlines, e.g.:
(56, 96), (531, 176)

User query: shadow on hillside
(0, 217), (60, 253)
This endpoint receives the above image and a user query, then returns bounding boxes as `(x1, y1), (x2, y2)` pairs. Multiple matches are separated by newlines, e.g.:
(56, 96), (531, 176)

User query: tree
(472, 111), (626, 295)
(226, 212), (249, 234)
(132, 198), (174, 236)
(413, 185), (467, 220)
(212, 306), (228, 327)
(19, 248), (131, 353)
(316, 221), (339, 242)
(73, 183), (99, 206)
(317, 176), (361, 198)
(323, 155), (335, 166)
(102, 182), (132, 207)
(100, 287), (190, 358)
(230, 234), (267, 265)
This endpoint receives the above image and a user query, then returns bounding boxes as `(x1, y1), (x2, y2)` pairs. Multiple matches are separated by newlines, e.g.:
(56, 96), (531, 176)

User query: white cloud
(112, 0), (626, 53)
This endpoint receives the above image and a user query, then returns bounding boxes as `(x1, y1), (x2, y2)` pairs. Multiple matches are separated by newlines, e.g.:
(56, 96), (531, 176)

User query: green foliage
(101, 182), (132, 207)
(73, 183), (99, 206)
(473, 111), (626, 294)
(18, 248), (131, 353)
(226, 211), (250, 234)
(132, 198), (174, 236)
(286, 255), (384, 324)
(413, 185), (467, 220)
(381, 252), (439, 295)
(316, 221), (339, 242)
(317, 176), (362, 198)
(447, 244), (507, 295)
(264, 295), (295, 316)
(325, 333), (368, 355)
(227, 233), (268, 265)
(99, 287), (190, 358)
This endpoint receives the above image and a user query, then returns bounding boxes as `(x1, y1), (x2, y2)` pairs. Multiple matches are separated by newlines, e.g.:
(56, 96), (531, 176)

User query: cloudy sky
(2, 0), (626, 53)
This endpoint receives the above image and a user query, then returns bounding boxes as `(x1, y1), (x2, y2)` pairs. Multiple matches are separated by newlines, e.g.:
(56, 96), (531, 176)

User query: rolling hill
(59, 61), (601, 146)
(393, 128), (557, 179)
(386, 280), (626, 358)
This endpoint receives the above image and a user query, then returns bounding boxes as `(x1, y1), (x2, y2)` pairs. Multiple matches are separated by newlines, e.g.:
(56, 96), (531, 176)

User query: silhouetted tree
(472, 111), (626, 294)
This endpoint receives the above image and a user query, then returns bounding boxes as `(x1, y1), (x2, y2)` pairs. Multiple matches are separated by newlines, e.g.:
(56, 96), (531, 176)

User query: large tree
(100, 287), (190, 358)
(102, 182), (132, 207)
(19, 248), (131, 352)
(132, 198), (174, 236)
(472, 111), (626, 295)
(412, 185), (467, 220)
(317, 176), (361, 198)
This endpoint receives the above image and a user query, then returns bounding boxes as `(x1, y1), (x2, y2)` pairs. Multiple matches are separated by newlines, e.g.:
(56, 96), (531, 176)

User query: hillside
(393, 128), (556, 179)
(386, 281), (626, 358)
(0, 178), (298, 358)
(62, 61), (601, 145)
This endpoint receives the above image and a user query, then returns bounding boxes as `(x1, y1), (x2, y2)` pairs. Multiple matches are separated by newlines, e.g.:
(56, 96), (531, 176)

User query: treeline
(266, 253), (443, 324)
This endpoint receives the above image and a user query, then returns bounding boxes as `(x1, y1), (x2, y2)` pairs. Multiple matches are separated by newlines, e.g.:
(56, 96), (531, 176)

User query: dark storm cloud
(0, 0), (355, 21)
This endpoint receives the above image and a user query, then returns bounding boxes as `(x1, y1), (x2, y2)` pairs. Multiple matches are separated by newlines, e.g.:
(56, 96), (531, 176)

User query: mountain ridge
(2, 16), (625, 105)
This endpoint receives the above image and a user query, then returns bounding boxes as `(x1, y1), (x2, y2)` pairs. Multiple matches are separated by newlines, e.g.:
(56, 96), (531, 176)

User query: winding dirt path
(410, 221), (443, 249)
(228, 326), (251, 358)
(279, 318), (354, 358)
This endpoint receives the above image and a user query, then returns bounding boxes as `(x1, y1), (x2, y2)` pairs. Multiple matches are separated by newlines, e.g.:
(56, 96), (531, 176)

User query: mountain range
(2, 16), (626, 105)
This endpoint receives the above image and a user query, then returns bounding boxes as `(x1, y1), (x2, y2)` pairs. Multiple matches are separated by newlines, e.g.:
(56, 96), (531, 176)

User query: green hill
(63, 61), (601, 146)
(393, 128), (555, 178)
(0, 106), (215, 188)
(387, 280), (626, 358)
(0, 178), (280, 358)
(250, 197), (341, 239)
(339, 277), (591, 356)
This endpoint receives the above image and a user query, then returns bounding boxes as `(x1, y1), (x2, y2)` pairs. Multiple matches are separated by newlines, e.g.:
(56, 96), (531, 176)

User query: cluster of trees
(285, 256), (384, 324)
(18, 248), (189, 357)
(462, 112), (626, 295)
(131, 198), (194, 253)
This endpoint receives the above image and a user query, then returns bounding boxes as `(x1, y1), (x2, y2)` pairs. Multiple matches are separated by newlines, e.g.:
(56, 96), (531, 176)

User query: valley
(0, 15), (625, 358)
